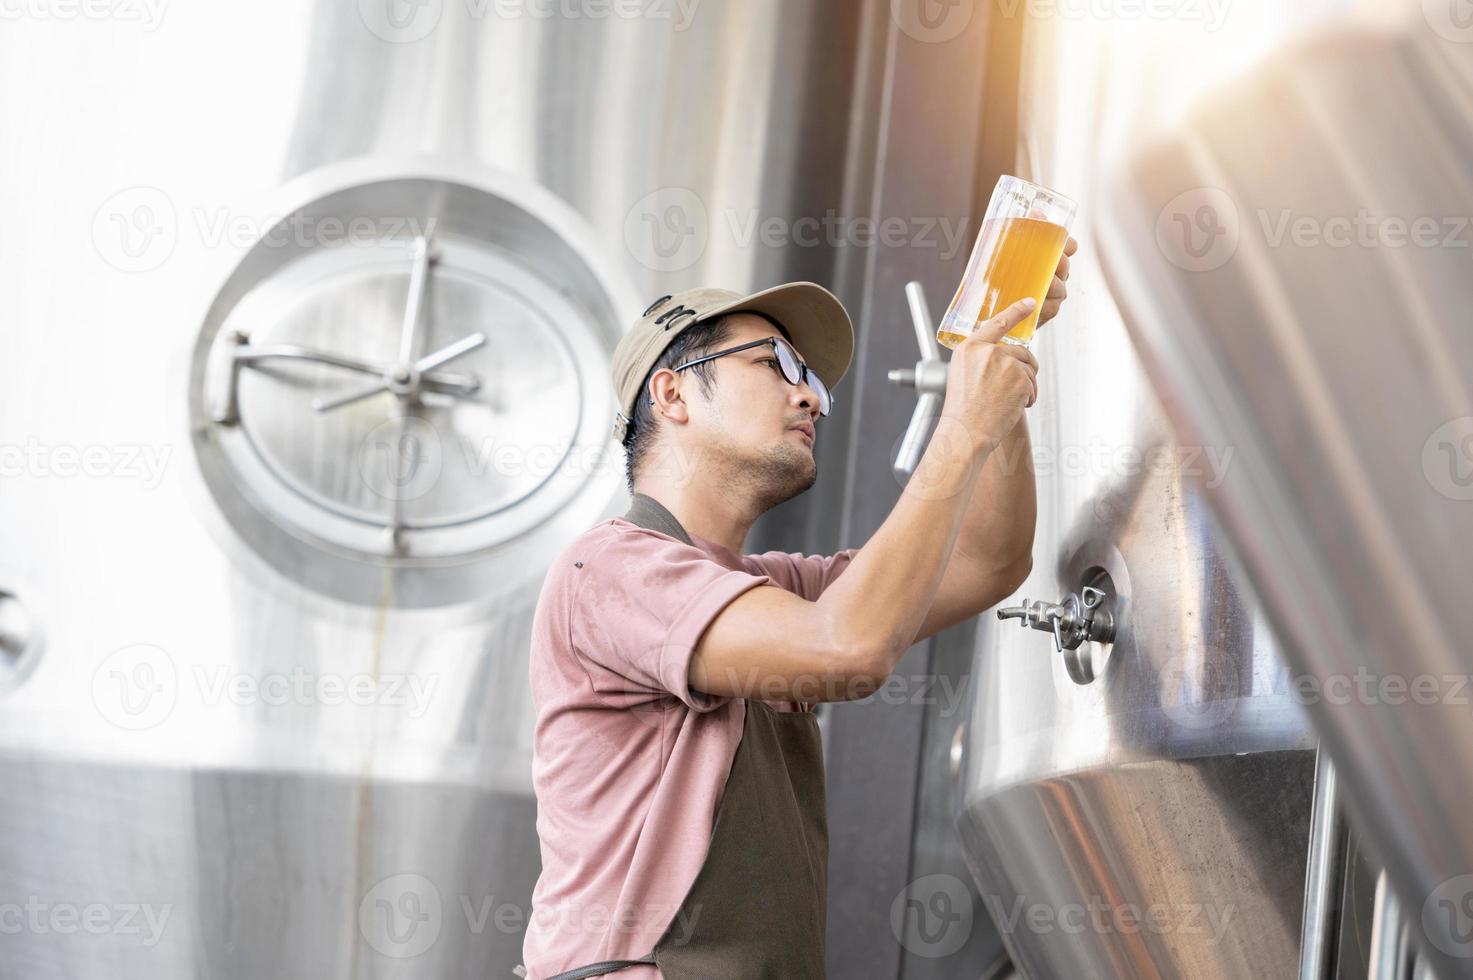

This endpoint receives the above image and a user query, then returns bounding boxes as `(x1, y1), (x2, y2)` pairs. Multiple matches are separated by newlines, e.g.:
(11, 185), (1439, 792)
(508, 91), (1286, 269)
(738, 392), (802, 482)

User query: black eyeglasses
(666, 336), (833, 417)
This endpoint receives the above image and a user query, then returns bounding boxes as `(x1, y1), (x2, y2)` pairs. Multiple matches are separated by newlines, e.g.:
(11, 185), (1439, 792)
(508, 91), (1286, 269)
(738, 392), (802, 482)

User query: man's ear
(648, 368), (690, 425)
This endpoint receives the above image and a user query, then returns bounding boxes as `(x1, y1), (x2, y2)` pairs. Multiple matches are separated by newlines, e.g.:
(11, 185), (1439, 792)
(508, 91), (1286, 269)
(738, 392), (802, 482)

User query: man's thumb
(970, 297), (1037, 345)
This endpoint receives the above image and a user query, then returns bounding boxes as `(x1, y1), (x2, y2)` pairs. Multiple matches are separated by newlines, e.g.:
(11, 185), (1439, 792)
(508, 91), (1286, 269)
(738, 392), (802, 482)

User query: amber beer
(938, 176), (1077, 349)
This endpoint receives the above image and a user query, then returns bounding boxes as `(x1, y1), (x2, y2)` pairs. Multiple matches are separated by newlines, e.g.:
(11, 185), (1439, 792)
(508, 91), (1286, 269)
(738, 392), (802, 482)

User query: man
(522, 246), (1075, 979)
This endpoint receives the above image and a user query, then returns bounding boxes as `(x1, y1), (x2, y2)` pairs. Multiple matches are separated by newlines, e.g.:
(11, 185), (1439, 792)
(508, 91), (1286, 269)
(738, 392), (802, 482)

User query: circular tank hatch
(188, 162), (636, 606)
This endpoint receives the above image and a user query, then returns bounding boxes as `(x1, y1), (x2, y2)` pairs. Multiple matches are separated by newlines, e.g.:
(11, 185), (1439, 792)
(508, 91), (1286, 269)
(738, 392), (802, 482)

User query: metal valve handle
(997, 585), (1116, 685)
(997, 585), (1114, 653)
(887, 281), (950, 478)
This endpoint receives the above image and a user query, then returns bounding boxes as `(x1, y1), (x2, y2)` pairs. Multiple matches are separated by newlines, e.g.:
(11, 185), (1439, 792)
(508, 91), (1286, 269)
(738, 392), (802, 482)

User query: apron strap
(622, 493), (694, 548)
(544, 953), (658, 980)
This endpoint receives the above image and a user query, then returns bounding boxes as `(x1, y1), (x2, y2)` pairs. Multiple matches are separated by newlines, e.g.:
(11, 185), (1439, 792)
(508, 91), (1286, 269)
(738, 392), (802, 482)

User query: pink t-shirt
(521, 515), (858, 980)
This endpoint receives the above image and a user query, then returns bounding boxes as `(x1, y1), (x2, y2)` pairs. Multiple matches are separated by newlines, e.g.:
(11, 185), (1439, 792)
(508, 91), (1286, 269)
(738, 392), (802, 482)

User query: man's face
(670, 313), (825, 508)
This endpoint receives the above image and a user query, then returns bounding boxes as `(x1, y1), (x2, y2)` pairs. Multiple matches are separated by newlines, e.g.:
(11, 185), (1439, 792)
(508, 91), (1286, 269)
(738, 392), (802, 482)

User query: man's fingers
(970, 297), (1037, 345)
(993, 342), (1039, 373)
(1038, 298), (1063, 326)
(1046, 276), (1067, 300)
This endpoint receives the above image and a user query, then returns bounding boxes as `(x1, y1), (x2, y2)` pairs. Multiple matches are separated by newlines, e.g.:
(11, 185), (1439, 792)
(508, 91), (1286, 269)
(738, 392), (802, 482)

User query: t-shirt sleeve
(743, 547), (861, 602)
(569, 527), (774, 712)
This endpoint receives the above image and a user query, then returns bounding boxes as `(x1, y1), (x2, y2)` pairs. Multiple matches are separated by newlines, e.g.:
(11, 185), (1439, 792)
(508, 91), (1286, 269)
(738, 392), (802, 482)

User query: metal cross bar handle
(211, 336), (483, 424)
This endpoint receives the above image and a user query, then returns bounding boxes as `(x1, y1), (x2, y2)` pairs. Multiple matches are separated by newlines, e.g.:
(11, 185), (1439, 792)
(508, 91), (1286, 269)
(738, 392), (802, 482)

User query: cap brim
(696, 281), (855, 390)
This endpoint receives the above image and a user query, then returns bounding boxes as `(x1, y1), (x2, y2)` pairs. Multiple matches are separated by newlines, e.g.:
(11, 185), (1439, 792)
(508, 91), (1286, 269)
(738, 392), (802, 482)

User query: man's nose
(790, 380), (820, 417)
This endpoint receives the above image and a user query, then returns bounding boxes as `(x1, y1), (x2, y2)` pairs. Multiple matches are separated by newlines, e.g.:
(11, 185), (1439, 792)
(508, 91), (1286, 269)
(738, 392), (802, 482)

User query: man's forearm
(816, 416), (992, 672)
(953, 414), (1036, 575)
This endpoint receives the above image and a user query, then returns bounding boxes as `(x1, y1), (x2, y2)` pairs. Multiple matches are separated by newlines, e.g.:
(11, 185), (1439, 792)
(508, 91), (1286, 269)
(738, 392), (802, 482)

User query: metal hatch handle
(210, 235), (487, 424)
(887, 281), (950, 478)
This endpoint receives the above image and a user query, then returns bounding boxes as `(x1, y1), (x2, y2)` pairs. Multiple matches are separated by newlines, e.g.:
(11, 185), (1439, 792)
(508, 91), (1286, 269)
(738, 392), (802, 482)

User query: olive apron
(545, 493), (828, 980)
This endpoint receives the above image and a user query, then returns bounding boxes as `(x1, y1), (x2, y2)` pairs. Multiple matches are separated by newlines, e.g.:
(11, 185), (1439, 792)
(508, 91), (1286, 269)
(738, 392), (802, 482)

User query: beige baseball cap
(610, 282), (855, 441)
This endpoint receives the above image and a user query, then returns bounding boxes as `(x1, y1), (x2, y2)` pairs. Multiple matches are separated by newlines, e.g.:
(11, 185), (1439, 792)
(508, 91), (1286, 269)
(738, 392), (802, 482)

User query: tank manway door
(188, 162), (635, 607)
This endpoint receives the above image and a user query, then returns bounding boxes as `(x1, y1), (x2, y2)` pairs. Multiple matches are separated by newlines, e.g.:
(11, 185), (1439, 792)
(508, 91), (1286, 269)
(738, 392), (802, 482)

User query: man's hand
(1037, 235), (1079, 328)
(938, 298), (1040, 456)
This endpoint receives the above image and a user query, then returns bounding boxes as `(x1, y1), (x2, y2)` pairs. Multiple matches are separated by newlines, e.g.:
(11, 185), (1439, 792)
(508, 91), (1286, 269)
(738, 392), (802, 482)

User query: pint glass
(937, 175), (1076, 349)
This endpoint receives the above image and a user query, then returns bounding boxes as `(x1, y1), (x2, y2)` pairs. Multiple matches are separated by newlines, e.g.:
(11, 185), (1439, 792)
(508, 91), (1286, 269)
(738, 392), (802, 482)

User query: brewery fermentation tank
(0, 3), (874, 977)
(949, 216), (1320, 978)
(954, 9), (1473, 980)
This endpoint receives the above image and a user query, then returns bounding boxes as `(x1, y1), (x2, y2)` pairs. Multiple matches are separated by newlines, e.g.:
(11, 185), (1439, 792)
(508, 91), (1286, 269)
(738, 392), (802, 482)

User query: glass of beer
(937, 175), (1076, 349)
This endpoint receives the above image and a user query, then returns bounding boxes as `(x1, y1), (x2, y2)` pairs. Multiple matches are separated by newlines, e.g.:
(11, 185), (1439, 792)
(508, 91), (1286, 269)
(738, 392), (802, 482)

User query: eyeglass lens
(773, 339), (831, 416)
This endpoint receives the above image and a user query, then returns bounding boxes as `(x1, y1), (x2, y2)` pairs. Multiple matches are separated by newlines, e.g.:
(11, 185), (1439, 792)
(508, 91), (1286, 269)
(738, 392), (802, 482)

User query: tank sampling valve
(996, 586), (1116, 684)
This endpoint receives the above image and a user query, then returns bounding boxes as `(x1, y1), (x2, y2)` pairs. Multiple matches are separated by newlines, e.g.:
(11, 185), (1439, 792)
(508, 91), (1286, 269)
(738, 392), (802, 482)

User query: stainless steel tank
(951, 237), (1320, 978)
(0, 3), (872, 977)
(954, 6), (1473, 980)
(1095, 14), (1473, 979)
(948, 8), (1352, 980)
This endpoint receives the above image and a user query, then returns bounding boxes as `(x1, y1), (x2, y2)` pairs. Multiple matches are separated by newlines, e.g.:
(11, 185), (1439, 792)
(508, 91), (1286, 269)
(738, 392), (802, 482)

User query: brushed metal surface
(1096, 19), (1473, 980)
(0, 3), (872, 977)
(954, 78), (1319, 976)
